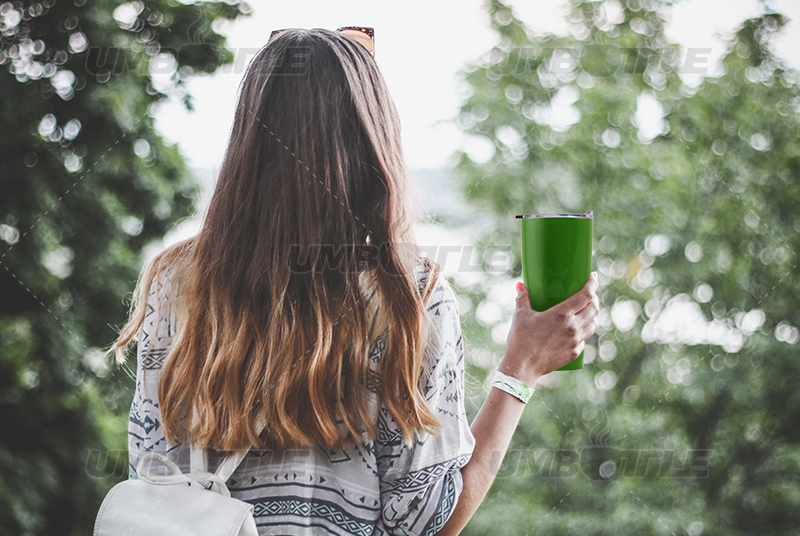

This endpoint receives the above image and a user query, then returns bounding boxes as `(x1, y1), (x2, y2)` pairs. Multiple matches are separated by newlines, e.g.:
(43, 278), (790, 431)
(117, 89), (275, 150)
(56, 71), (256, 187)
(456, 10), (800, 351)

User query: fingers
(518, 273), (598, 316)
(577, 317), (599, 343)
(515, 281), (532, 310)
(574, 292), (600, 326)
(561, 272), (598, 315)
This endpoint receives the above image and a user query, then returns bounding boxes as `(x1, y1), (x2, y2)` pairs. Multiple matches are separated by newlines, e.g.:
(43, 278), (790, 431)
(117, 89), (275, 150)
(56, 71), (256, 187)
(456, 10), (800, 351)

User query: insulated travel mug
(517, 210), (594, 371)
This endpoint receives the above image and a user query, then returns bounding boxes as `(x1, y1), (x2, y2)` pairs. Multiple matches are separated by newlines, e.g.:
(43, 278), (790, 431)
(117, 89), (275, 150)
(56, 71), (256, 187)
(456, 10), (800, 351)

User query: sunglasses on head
(268, 26), (375, 58)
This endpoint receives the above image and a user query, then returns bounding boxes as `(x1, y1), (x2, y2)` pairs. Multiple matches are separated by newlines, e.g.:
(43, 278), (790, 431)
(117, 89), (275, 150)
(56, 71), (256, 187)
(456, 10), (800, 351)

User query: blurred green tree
(448, 0), (800, 534)
(0, 0), (250, 533)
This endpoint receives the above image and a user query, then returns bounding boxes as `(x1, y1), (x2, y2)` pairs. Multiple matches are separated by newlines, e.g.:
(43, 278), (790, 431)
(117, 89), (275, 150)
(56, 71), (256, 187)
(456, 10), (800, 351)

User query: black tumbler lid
(516, 210), (593, 219)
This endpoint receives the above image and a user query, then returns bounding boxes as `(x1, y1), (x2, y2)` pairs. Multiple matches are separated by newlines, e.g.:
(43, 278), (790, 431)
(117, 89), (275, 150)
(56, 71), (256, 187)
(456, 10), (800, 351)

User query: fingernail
(516, 281), (523, 292)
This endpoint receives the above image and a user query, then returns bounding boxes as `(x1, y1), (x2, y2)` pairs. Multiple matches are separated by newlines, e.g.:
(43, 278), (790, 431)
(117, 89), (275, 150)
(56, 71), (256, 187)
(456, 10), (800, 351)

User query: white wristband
(491, 370), (535, 404)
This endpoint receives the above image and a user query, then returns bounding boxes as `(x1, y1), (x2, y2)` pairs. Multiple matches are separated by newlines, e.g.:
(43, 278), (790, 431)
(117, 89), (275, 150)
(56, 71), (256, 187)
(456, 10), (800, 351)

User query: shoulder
(412, 258), (455, 302)
(141, 257), (176, 309)
(413, 261), (464, 377)
(141, 262), (179, 344)
(416, 267), (467, 412)
(141, 239), (194, 311)
(412, 259), (460, 323)
(412, 257), (435, 295)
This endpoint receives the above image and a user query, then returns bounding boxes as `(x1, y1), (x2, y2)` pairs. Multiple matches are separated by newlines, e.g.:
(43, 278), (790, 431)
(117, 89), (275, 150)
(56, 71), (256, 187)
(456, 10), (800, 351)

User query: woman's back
(114, 25), (602, 536)
(127, 259), (475, 535)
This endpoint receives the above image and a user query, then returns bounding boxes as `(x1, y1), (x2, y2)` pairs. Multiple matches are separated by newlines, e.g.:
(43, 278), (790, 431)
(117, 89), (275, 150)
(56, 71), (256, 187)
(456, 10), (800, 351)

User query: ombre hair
(109, 28), (443, 452)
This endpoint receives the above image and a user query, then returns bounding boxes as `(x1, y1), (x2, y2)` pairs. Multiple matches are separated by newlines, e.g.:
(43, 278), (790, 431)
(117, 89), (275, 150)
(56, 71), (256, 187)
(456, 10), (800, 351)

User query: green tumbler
(517, 210), (594, 371)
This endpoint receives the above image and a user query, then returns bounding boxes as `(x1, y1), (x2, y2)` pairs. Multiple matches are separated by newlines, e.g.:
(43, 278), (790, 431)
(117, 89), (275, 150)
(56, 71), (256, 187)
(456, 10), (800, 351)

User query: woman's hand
(499, 272), (600, 386)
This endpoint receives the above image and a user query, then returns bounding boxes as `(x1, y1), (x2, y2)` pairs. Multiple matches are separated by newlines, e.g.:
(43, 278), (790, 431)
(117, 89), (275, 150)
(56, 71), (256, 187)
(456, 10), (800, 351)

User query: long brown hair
(108, 28), (443, 452)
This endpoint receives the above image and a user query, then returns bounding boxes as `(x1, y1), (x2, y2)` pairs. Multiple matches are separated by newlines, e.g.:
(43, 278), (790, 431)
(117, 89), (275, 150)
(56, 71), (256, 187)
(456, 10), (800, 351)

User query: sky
(150, 0), (800, 172)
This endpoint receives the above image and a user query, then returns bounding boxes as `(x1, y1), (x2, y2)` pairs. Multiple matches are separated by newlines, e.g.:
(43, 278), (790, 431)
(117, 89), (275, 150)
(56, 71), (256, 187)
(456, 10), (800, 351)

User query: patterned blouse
(127, 260), (476, 535)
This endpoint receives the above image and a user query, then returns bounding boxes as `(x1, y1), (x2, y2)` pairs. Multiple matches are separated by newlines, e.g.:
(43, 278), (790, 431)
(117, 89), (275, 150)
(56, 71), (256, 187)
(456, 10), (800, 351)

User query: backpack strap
(189, 410), (209, 476)
(214, 447), (251, 483)
(214, 414), (268, 482)
(190, 442), (208, 474)
(187, 410), (265, 476)
(141, 452), (232, 497)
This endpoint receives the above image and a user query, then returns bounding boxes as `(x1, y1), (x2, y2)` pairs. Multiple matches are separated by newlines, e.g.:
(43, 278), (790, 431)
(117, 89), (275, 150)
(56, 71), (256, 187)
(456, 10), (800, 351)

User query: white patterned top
(127, 260), (476, 535)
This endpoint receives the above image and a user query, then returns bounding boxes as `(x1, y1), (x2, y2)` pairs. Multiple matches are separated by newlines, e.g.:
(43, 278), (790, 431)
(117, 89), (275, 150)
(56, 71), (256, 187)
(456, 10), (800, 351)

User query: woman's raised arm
(438, 272), (599, 535)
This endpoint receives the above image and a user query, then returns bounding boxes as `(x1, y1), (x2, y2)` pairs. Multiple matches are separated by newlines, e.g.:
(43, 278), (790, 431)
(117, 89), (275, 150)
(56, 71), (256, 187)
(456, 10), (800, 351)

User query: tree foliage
(449, 0), (800, 534)
(0, 0), (250, 533)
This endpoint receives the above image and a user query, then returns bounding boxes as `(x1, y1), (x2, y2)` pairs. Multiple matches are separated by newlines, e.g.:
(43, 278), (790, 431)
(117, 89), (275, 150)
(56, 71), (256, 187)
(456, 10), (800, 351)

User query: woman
(109, 27), (599, 535)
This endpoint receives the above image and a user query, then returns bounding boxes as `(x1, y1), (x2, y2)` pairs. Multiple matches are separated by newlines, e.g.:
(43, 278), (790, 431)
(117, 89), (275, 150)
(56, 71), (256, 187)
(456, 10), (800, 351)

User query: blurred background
(1, 0), (799, 534)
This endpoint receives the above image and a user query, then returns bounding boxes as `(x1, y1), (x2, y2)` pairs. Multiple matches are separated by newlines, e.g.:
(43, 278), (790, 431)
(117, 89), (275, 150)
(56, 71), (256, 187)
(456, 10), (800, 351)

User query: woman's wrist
(498, 351), (541, 388)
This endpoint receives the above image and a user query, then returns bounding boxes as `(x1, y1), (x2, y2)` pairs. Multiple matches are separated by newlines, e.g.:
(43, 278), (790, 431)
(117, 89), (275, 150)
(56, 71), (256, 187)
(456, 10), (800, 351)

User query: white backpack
(94, 438), (259, 536)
